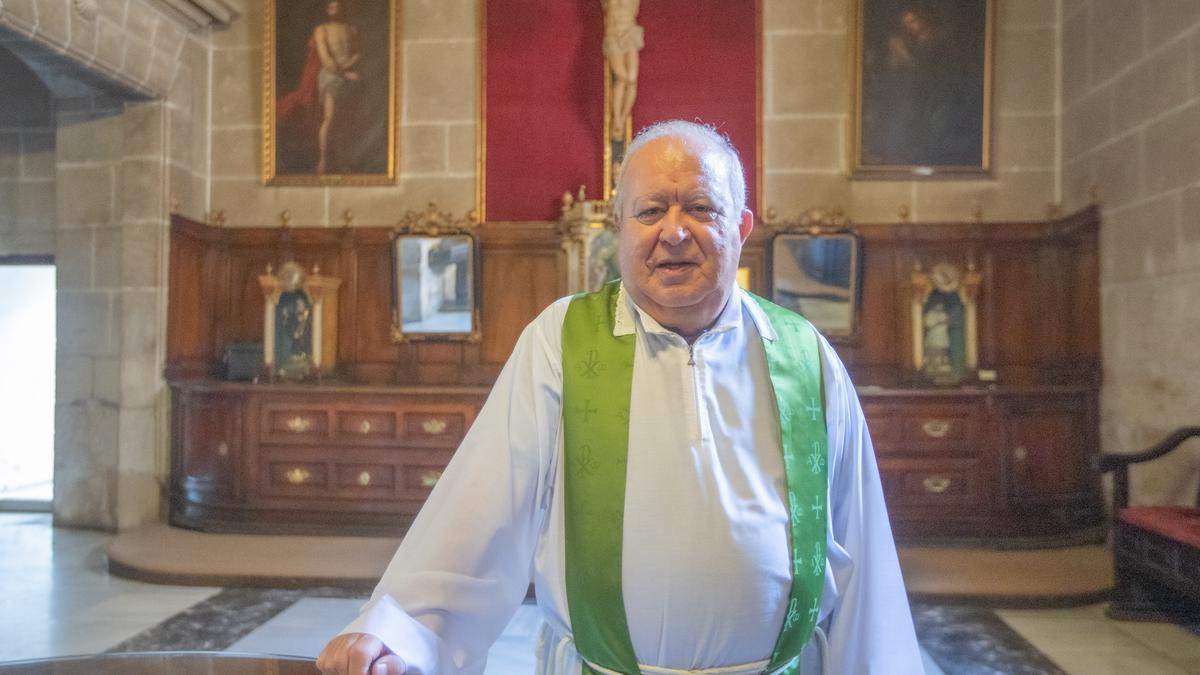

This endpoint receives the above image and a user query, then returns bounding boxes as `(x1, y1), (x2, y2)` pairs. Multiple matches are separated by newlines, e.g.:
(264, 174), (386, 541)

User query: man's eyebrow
(632, 192), (671, 205)
(682, 189), (724, 204)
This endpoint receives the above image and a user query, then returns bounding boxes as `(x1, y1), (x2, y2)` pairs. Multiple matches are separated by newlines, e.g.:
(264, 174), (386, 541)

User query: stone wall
(763, 0), (1059, 223)
(1062, 0), (1200, 506)
(1, 0), (215, 530)
(0, 48), (55, 256)
(209, 0), (1058, 227)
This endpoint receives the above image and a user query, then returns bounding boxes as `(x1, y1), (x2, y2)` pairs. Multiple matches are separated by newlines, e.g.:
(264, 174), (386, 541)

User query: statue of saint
(602, 0), (643, 142)
(275, 261), (314, 379)
(922, 301), (950, 374)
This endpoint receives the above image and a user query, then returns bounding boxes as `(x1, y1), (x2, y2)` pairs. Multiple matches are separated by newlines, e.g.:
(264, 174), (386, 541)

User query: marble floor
(2, 513), (1199, 674)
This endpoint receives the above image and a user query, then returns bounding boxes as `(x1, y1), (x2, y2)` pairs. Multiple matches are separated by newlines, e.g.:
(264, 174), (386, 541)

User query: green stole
(561, 281), (828, 675)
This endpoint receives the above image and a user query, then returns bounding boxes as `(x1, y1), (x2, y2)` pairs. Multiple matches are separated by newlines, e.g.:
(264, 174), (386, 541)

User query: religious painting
(910, 261), (982, 385)
(264, 0), (398, 185)
(851, 0), (993, 178)
(769, 231), (863, 342)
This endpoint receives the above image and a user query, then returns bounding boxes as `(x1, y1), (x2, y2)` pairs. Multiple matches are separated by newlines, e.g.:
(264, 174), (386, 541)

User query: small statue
(274, 261), (313, 380)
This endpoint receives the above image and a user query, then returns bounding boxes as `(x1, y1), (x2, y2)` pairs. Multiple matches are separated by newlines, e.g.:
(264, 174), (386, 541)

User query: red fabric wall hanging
(483, 1), (760, 222)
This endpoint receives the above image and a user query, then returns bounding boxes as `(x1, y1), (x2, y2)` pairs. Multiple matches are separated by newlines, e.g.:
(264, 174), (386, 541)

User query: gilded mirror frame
(390, 204), (481, 343)
(767, 214), (864, 343)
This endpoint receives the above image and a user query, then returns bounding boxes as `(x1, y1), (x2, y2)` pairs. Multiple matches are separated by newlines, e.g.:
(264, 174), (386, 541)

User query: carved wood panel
(169, 207), (1098, 390)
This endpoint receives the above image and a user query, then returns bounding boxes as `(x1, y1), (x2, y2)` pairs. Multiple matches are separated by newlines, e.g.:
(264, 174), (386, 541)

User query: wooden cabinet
(170, 380), (487, 535)
(171, 380), (1102, 543)
(174, 390), (241, 505)
(863, 387), (1103, 544)
(167, 209), (1103, 543)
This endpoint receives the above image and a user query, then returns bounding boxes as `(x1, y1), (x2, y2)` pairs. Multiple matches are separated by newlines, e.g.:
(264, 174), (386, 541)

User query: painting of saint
(266, 0), (397, 184)
(853, 0), (992, 175)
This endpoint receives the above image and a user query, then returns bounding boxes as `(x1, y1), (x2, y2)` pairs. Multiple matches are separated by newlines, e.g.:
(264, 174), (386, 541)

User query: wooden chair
(1099, 426), (1200, 622)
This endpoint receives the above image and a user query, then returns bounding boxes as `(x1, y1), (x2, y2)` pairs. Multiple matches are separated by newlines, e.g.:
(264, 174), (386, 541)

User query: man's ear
(738, 209), (754, 243)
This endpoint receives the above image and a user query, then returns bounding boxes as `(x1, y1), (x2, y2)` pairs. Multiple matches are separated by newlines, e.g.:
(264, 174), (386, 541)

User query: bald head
(613, 120), (747, 225)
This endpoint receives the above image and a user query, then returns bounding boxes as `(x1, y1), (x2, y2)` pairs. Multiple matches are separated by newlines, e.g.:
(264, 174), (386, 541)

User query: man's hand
(316, 633), (407, 675)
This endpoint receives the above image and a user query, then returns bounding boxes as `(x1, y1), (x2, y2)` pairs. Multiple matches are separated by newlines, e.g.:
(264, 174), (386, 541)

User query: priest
(317, 120), (923, 675)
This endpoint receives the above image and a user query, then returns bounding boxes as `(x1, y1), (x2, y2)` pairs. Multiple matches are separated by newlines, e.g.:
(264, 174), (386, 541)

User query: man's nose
(657, 207), (690, 246)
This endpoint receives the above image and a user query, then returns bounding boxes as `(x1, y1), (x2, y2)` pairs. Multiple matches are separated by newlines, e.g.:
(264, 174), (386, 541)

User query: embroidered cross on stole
(562, 281), (828, 675)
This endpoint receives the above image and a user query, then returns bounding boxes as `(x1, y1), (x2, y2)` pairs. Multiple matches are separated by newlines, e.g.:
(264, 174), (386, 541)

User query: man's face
(616, 136), (752, 328)
(327, 1), (342, 18)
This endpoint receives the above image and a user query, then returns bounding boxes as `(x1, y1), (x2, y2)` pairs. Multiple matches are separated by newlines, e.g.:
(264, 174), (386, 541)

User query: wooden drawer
(401, 408), (470, 447)
(398, 449), (455, 499)
(862, 403), (900, 444)
(261, 406), (330, 444)
(260, 449), (402, 501)
(335, 409), (398, 443)
(865, 401), (981, 457)
(879, 459), (985, 510)
(333, 462), (398, 501)
(902, 411), (972, 445)
(262, 459), (329, 496)
(335, 463), (396, 490)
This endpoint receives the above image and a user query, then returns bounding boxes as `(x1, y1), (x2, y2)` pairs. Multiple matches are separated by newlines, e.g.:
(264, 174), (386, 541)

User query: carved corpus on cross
(601, 0), (644, 199)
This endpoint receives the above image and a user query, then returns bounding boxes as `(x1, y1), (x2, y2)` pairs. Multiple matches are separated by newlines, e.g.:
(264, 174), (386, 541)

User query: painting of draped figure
(265, 0), (397, 185)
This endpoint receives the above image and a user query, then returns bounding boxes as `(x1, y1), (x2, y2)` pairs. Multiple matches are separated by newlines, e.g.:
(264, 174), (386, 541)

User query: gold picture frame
(850, 0), (994, 178)
(263, 0), (398, 186)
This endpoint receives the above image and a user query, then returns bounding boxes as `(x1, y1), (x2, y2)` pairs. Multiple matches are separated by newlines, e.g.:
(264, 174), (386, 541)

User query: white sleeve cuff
(340, 595), (451, 675)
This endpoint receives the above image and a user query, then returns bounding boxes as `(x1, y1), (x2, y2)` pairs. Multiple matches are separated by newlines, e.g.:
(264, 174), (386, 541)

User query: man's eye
(635, 208), (665, 224)
(688, 205), (717, 220)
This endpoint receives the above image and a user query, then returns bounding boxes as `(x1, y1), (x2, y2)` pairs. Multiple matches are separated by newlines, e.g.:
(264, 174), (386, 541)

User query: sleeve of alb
(818, 338), (925, 674)
(337, 301), (567, 674)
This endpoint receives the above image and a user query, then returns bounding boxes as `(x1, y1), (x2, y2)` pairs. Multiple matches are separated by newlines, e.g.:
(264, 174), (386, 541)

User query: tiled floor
(2, 513), (1198, 674)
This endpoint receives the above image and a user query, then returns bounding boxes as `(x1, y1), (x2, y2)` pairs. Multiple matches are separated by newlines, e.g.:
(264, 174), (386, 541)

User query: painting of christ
(265, 0), (397, 185)
(852, 0), (993, 177)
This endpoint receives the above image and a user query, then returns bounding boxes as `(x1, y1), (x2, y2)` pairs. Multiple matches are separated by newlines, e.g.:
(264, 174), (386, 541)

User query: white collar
(613, 281), (778, 342)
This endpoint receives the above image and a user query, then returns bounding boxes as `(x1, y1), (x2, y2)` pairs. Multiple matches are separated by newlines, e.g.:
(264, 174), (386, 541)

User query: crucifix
(602, 0), (643, 199)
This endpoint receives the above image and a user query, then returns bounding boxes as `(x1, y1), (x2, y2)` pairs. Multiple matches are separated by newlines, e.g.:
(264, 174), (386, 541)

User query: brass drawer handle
(357, 471), (372, 486)
(359, 420), (372, 434)
(419, 469), (442, 487)
(923, 476), (952, 493)
(921, 420), (951, 438)
(1013, 445), (1028, 462)
(217, 442), (229, 457)
(421, 418), (447, 435)
(286, 416), (313, 433)
(286, 467), (311, 484)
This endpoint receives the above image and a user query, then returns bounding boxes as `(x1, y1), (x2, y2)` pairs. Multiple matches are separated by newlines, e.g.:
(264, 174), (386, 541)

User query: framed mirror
(390, 204), (480, 342)
(768, 228), (863, 341)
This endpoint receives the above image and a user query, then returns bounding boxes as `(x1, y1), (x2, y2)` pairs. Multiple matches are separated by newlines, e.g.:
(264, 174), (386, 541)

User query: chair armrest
(1099, 426), (1200, 513)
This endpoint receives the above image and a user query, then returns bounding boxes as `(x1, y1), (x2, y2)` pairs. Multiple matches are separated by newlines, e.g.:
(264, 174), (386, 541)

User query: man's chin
(642, 286), (716, 310)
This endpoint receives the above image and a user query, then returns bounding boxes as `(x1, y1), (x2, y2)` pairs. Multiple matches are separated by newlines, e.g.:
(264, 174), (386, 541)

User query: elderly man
(318, 121), (922, 674)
